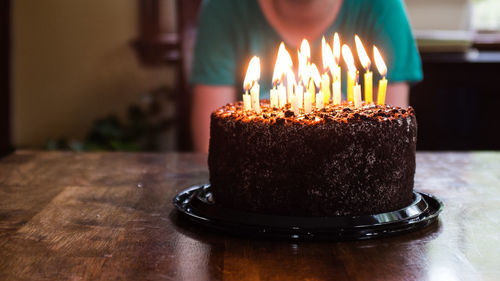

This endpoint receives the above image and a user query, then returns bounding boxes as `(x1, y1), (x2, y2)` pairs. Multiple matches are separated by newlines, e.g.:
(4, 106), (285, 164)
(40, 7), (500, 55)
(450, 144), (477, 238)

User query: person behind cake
(190, 0), (423, 152)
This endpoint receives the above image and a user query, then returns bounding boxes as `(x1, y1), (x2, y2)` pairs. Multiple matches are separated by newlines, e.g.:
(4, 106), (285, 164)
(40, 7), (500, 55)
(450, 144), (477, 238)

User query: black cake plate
(173, 184), (443, 241)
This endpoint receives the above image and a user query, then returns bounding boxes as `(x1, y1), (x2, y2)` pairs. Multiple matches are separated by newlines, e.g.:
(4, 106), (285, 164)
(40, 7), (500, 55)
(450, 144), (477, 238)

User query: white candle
(316, 91), (324, 109)
(243, 92), (251, 110)
(354, 83), (362, 108)
(287, 75), (294, 104)
(270, 88), (278, 108)
(251, 83), (260, 113)
(332, 80), (341, 105)
(296, 84), (304, 109)
(291, 94), (299, 116)
(278, 84), (287, 108)
(304, 91), (312, 113)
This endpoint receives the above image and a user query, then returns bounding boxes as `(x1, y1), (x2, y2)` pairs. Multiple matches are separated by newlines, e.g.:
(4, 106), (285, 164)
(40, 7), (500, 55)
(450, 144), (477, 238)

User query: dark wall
(411, 52), (500, 150)
(1, 0), (11, 156)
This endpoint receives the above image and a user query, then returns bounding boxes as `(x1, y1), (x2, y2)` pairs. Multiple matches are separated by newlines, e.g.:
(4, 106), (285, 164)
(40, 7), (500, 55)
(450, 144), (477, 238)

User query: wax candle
(278, 84), (287, 108)
(243, 56), (260, 112)
(291, 94), (299, 115)
(287, 70), (295, 104)
(378, 77), (387, 105)
(374, 46), (388, 105)
(316, 91), (324, 109)
(321, 73), (330, 105)
(347, 71), (355, 103)
(332, 79), (341, 105)
(354, 83), (362, 108)
(332, 33), (342, 105)
(355, 35), (373, 103)
(342, 45), (357, 104)
(309, 63), (321, 106)
(296, 84), (304, 109)
(333, 33), (341, 82)
(251, 83), (260, 113)
(321, 37), (334, 104)
(304, 91), (312, 113)
(270, 88), (278, 108)
(243, 92), (251, 111)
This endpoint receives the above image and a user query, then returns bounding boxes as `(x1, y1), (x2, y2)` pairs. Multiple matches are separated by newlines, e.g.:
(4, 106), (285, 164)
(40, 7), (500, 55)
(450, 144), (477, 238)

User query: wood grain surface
(0, 151), (499, 280)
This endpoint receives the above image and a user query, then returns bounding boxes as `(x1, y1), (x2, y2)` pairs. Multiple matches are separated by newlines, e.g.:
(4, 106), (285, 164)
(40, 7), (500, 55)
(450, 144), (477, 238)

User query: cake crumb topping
(214, 100), (415, 124)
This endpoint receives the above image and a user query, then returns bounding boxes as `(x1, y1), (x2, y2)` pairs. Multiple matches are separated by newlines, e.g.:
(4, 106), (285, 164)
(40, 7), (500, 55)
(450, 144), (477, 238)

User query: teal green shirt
(191, 0), (423, 98)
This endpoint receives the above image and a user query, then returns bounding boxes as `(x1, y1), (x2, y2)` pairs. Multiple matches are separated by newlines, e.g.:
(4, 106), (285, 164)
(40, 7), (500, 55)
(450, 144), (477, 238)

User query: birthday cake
(208, 102), (417, 216)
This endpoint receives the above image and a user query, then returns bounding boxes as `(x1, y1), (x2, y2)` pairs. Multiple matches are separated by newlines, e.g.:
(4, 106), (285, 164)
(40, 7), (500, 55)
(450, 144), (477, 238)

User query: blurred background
(1, 0), (500, 156)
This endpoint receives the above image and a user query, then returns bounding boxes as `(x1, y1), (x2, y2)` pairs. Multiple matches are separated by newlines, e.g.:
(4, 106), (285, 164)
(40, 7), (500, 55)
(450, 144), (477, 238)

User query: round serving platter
(173, 184), (443, 241)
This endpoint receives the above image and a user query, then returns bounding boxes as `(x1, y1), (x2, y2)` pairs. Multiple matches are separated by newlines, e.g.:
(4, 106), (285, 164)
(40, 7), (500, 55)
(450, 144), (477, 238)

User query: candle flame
(309, 63), (321, 88)
(298, 51), (309, 85)
(300, 39), (311, 62)
(333, 33), (341, 64)
(272, 42), (293, 85)
(373, 46), (387, 77)
(342, 44), (356, 74)
(322, 36), (335, 71)
(355, 35), (371, 70)
(243, 56), (260, 91)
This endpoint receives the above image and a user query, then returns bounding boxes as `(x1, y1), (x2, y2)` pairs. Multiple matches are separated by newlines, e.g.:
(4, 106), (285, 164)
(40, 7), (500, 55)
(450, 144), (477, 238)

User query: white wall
(12, 0), (175, 147)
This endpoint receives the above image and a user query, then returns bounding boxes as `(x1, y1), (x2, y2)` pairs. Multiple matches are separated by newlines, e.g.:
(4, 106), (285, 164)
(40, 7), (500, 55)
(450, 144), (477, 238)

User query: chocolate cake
(208, 101), (417, 216)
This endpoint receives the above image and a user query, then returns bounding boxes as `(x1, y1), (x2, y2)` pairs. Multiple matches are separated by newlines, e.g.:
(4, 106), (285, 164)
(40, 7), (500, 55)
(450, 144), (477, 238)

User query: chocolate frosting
(208, 101), (417, 216)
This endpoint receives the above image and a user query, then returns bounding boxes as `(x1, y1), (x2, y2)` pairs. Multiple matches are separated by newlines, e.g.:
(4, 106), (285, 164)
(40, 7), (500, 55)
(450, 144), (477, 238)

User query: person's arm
(386, 82), (409, 107)
(191, 85), (236, 153)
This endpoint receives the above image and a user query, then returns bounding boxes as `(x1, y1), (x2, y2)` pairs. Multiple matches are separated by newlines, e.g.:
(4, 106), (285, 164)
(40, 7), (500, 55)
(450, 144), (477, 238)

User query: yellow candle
(364, 71), (373, 103)
(304, 90), (312, 113)
(355, 35), (373, 104)
(296, 84), (304, 109)
(354, 83), (362, 108)
(373, 46), (388, 105)
(321, 73), (330, 105)
(347, 71), (355, 103)
(251, 83), (260, 113)
(342, 45), (357, 104)
(377, 77), (387, 105)
(332, 80), (341, 105)
(243, 92), (251, 110)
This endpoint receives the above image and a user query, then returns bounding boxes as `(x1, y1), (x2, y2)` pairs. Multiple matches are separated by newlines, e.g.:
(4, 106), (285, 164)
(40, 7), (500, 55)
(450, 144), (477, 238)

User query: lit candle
(296, 84), (304, 109)
(270, 88), (278, 108)
(355, 35), (373, 104)
(332, 33), (342, 105)
(272, 42), (293, 109)
(243, 56), (260, 112)
(309, 63), (321, 108)
(278, 84), (287, 108)
(304, 90), (312, 113)
(291, 92), (299, 115)
(374, 46), (388, 105)
(316, 91), (324, 109)
(342, 44), (357, 103)
(287, 70), (296, 104)
(354, 73), (362, 108)
(321, 37), (334, 105)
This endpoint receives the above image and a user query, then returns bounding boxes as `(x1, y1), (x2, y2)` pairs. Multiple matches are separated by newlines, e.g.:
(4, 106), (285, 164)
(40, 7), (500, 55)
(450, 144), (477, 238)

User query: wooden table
(0, 151), (499, 280)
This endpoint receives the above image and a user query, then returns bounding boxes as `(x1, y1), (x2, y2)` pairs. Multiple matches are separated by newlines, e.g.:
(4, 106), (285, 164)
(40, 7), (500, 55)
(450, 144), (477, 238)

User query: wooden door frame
(1, 0), (11, 156)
